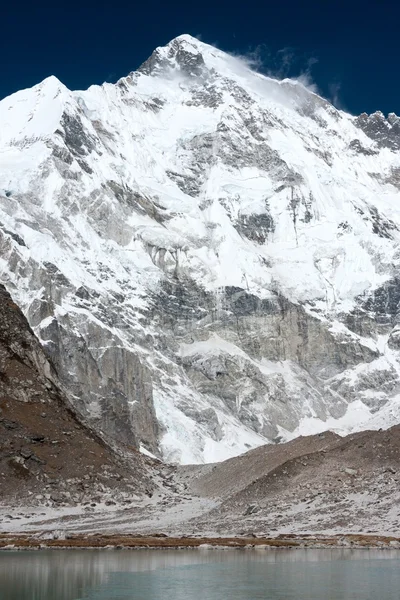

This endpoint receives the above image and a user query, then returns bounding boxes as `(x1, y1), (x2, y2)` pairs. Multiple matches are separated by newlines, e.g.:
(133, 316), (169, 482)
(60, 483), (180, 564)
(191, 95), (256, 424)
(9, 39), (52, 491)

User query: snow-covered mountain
(1, 34), (400, 464)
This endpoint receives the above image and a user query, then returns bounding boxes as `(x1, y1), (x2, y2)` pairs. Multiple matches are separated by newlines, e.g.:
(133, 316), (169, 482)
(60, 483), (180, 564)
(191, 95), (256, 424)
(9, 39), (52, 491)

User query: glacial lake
(1, 548), (400, 599)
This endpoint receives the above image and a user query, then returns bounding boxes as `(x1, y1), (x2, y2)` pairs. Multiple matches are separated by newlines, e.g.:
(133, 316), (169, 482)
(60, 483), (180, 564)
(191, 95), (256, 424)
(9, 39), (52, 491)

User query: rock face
(1, 34), (400, 463)
(0, 284), (154, 504)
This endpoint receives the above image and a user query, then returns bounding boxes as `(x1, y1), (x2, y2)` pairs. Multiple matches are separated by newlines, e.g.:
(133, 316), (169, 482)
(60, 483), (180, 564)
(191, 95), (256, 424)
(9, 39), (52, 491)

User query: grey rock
(355, 111), (400, 151)
(344, 468), (357, 476)
(20, 447), (33, 459)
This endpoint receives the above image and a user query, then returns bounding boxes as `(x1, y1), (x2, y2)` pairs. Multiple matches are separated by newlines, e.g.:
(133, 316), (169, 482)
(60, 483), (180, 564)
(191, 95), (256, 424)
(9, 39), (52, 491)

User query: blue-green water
(1, 548), (400, 599)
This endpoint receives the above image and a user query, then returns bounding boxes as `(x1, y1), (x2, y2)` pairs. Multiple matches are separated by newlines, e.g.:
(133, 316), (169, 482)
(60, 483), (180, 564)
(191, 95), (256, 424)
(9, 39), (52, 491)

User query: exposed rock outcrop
(0, 285), (154, 505)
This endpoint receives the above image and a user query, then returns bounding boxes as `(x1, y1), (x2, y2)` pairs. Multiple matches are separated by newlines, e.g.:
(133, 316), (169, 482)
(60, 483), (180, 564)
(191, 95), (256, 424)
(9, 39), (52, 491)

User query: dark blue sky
(2, 0), (399, 115)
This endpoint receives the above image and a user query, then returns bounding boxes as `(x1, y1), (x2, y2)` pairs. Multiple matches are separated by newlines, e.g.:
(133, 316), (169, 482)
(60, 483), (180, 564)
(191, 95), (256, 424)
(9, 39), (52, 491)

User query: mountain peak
(169, 33), (204, 47)
(0, 75), (69, 147)
(137, 33), (209, 77)
(37, 74), (66, 91)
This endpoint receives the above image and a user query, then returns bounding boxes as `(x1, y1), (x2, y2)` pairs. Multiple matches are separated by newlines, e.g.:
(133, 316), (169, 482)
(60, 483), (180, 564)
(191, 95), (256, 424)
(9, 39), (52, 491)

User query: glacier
(1, 34), (400, 463)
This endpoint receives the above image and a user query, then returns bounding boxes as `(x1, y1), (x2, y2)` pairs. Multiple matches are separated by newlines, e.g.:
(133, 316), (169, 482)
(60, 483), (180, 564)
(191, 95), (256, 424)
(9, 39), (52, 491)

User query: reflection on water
(1, 548), (400, 600)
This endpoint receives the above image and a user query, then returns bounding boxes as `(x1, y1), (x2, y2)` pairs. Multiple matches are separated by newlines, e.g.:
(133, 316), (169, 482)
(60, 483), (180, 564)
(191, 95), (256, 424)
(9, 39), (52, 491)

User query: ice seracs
(1, 35), (400, 464)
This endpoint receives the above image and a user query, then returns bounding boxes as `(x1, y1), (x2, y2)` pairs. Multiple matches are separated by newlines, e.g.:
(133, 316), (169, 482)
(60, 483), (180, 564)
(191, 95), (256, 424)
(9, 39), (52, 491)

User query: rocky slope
(0, 284), (156, 506)
(1, 34), (400, 463)
(2, 424), (400, 537)
(185, 426), (400, 535)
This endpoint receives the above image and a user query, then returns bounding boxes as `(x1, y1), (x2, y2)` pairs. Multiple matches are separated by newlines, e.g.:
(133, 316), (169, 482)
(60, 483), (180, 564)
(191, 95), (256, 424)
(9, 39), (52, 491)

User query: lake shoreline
(1, 533), (400, 550)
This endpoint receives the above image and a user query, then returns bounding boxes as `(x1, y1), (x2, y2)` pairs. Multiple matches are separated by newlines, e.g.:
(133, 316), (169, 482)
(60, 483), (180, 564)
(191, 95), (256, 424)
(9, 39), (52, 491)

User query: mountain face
(0, 284), (154, 505)
(1, 34), (400, 464)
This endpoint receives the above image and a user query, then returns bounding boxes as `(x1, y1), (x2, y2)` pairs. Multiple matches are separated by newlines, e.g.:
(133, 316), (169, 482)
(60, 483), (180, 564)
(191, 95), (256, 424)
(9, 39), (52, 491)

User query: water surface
(1, 548), (400, 599)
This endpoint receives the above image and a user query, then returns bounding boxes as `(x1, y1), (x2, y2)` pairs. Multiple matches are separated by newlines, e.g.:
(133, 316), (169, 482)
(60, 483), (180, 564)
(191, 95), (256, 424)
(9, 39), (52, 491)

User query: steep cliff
(0, 285), (154, 505)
